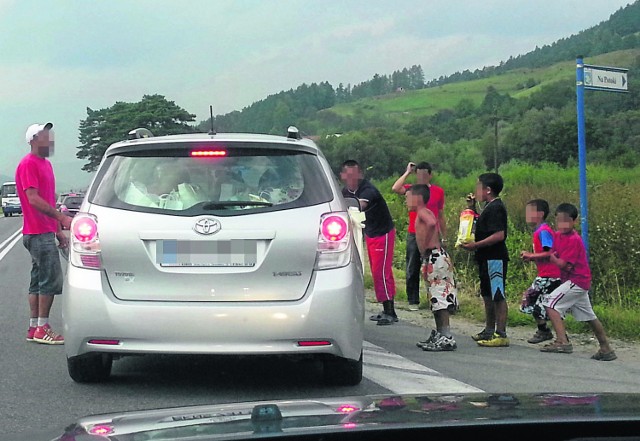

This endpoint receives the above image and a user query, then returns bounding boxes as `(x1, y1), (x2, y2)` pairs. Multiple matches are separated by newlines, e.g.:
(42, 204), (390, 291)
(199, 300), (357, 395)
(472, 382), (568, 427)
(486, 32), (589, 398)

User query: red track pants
(365, 229), (396, 302)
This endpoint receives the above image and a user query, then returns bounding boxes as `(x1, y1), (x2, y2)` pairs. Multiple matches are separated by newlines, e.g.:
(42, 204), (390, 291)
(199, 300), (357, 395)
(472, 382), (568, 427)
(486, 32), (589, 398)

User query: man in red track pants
(341, 160), (397, 325)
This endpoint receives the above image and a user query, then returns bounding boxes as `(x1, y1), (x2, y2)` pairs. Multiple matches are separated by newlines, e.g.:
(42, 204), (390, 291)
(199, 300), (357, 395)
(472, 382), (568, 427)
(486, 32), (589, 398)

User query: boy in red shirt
(538, 203), (616, 361)
(392, 162), (446, 311)
(520, 199), (562, 344)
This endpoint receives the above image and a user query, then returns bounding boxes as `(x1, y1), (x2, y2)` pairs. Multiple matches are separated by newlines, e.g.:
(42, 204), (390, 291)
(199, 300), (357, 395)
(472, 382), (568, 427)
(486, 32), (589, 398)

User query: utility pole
(493, 107), (499, 172)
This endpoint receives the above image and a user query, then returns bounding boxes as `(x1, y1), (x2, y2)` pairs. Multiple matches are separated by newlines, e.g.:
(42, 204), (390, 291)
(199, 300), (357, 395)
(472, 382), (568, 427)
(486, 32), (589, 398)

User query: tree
(77, 95), (196, 172)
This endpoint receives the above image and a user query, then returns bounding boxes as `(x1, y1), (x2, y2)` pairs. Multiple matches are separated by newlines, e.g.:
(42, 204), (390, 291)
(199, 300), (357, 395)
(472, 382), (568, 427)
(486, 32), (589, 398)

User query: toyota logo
(194, 218), (221, 235)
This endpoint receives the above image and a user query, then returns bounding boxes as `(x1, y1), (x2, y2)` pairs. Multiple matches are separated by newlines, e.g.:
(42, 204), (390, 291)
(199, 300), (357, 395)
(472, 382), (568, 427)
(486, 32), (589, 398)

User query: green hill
(326, 49), (640, 123)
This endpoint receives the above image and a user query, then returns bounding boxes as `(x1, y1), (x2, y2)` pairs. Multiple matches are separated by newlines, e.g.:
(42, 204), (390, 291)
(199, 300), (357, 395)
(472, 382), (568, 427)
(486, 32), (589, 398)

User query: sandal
(369, 312), (398, 322)
(540, 341), (573, 353)
(591, 350), (617, 361)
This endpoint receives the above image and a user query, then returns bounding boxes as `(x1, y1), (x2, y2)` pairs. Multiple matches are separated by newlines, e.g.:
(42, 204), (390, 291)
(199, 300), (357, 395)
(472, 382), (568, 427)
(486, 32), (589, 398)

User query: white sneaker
(408, 304), (419, 311)
(422, 333), (457, 352)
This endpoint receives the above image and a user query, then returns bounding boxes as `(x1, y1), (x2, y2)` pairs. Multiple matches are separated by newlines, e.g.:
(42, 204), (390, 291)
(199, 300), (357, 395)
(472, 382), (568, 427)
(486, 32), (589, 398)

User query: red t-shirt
(552, 230), (591, 290)
(404, 184), (444, 234)
(532, 223), (561, 278)
(16, 153), (58, 235)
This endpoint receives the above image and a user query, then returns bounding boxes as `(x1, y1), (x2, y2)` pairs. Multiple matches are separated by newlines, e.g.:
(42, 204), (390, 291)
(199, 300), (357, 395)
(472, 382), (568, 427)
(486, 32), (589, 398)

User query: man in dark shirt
(461, 173), (509, 347)
(341, 160), (397, 325)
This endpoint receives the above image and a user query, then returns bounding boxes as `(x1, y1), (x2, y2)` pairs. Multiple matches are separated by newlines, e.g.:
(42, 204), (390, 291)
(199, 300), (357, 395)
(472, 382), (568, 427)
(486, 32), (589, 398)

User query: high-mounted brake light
(190, 150), (227, 157)
(321, 216), (347, 242)
(89, 425), (114, 436)
(336, 405), (360, 414)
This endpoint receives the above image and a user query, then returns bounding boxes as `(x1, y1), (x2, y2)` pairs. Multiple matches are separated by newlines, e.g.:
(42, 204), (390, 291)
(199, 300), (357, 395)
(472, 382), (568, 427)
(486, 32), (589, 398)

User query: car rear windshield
(62, 196), (83, 208)
(88, 144), (334, 216)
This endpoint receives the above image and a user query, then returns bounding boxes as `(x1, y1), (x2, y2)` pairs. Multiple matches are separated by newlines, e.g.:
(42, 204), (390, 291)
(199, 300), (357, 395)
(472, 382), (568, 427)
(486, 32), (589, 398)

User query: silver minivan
(63, 128), (365, 385)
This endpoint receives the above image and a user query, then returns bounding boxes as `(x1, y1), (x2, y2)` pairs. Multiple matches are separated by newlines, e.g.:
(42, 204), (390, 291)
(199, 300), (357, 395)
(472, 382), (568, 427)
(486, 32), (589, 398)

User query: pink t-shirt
(553, 230), (591, 290)
(404, 184), (444, 234)
(15, 153), (58, 235)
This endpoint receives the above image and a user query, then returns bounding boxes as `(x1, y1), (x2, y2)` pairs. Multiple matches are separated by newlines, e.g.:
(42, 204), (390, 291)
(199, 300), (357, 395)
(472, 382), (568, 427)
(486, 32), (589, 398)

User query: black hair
(478, 172), (504, 195)
(410, 184), (430, 204)
(416, 162), (432, 173)
(526, 199), (550, 220)
(341, 159), (360, 170)
(556, 203), (578, 220)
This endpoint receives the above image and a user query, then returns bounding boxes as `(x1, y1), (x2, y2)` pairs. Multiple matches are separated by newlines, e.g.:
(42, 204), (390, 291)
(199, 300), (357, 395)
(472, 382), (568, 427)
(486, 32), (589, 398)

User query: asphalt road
(1, 215), (639, 441)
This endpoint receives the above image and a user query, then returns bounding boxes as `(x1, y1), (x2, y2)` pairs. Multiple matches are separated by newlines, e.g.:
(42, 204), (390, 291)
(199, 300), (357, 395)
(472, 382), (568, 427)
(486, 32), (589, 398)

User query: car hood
(51, 392), (640, 440)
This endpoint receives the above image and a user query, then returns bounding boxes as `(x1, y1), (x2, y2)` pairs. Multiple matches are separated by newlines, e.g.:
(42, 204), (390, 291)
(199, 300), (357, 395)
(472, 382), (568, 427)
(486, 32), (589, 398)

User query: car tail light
(70, 213), (101, 269)
(59, 204), (68, 212)
(88, 425), (114, 435)
(315, 212), (351, 270)
(191, 149), (227, 157)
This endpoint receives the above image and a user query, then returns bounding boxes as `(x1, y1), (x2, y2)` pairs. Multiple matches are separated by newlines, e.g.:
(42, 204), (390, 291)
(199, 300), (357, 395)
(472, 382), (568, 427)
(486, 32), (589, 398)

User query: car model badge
(194, 218), (221, 235)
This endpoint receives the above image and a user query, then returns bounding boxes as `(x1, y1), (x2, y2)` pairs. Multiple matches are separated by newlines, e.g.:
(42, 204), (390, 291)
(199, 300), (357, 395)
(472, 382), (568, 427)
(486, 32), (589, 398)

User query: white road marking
(363, 340), (483, 394)
(0, 228), (22, 262)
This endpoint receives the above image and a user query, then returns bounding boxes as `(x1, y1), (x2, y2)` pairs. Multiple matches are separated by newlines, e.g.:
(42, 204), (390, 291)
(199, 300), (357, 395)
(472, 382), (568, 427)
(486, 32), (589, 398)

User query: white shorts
(541, 280), (597, 322)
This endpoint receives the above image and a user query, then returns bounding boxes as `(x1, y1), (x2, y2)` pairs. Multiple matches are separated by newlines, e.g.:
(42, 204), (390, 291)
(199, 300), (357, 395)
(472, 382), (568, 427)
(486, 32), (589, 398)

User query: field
(369, 162), (640, 340)
(328, 49), (640, 123)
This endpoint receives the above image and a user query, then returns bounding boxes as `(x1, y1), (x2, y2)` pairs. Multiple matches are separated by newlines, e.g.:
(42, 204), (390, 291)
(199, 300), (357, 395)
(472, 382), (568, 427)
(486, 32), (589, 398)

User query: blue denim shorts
(23, 233), (63, 295)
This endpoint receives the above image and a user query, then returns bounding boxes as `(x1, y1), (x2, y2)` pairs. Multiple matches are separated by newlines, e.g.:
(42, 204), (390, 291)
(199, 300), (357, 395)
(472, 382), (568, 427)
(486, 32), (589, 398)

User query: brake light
(70, 214), (101, 269)
(321, 216), (347, 242)
(88, 425), (114, 436)
(336, 405), (360, 413)
(73, 216), (98, 242)
(190, 150), (227, 157)
(315, 212), (351, 270)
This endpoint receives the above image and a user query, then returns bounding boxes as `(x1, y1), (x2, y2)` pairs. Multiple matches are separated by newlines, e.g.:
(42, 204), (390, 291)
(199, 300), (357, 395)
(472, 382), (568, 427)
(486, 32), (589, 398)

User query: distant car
(58, 194), (84, 219)
(56, 192), (80, 209)
(1, 181), (21, 217)
(62, 127), (365, 385)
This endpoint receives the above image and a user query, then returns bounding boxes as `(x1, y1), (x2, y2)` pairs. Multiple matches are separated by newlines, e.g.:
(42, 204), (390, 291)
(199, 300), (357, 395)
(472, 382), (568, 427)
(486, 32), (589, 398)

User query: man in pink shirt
(392, 162), (446, 310)
(539, 203), (616, 361)
(16, 122), (72, 345)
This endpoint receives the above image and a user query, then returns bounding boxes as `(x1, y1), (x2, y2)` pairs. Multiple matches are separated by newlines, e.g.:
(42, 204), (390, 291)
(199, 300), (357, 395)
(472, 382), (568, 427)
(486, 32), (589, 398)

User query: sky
(0, 0), (634, 189)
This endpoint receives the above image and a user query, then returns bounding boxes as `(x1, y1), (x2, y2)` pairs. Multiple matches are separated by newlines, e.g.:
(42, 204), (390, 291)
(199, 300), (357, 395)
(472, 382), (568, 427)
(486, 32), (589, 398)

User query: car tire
(323, 351), (363, 386)
(67, 353), (113, 383)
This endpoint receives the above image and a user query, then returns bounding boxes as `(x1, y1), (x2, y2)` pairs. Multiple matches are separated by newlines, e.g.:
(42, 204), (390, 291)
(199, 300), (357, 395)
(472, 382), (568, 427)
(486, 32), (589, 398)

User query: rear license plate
(157, 240), (257, 267)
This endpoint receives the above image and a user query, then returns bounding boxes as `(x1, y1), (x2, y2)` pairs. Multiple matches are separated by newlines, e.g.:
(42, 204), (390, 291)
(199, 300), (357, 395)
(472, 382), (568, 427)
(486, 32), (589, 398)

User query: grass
(329, 48), (640, 122)
(363, 250), (640, 342)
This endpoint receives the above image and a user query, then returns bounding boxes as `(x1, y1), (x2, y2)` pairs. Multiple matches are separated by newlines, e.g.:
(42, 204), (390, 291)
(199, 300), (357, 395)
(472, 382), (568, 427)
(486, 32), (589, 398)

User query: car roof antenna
(208, 105), (216, 135)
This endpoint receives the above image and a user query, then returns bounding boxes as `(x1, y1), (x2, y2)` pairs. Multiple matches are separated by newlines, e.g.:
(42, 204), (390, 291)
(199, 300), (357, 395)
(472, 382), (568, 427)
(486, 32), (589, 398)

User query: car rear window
(62, 196), (83, 208)
(88, 144), (334, 216)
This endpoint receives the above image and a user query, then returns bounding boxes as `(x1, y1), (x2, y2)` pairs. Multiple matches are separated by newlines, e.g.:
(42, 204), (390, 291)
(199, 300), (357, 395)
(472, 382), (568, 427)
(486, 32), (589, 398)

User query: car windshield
(2, 2), (640, 441)
(1, 184), (16, 196)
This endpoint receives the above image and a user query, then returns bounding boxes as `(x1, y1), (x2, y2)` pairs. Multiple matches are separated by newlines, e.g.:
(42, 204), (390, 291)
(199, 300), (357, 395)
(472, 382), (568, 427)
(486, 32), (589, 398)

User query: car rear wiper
(202, 201), (273, 210)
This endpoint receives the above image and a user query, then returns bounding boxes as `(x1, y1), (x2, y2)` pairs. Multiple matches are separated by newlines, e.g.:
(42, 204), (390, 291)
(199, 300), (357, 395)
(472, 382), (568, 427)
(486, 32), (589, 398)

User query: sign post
(575, 57), (629, 259)
(576, 57), (589, 257)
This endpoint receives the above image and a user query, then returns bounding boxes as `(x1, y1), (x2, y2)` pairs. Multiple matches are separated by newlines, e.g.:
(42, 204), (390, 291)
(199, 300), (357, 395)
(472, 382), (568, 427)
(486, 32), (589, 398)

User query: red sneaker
(27, 326), (37, 342)
(33, 324), (64, 345)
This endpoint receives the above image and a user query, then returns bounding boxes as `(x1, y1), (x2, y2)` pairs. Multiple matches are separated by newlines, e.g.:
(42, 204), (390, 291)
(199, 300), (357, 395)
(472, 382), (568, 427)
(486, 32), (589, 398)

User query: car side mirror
(344, 197), (361, 211)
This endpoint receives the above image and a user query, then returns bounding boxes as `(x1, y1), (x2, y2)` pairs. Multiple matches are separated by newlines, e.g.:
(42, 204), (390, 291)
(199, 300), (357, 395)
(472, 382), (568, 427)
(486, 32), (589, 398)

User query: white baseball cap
(25, 122), (53, 144)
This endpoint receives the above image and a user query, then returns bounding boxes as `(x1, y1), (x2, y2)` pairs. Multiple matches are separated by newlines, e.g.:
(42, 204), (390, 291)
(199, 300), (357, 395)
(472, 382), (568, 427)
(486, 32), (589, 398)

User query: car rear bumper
(62, 263), (364, 361)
